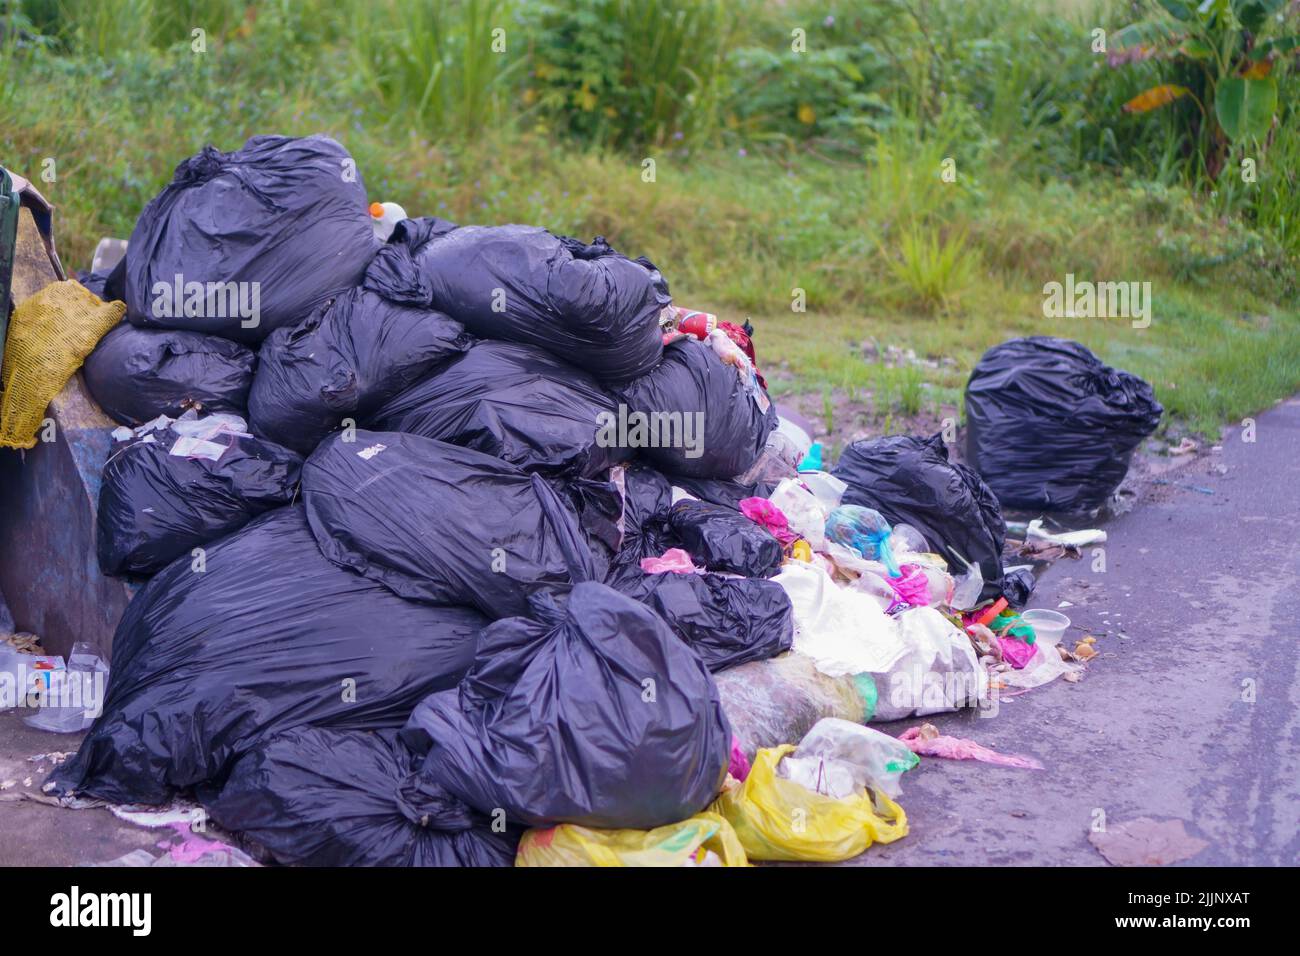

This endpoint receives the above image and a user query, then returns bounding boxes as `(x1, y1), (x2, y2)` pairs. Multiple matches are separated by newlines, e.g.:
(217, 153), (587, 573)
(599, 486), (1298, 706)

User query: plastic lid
(369, 202), (385, 219)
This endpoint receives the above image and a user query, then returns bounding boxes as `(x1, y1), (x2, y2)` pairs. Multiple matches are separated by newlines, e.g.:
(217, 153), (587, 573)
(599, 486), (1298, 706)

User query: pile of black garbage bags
(58, 135), (792, 866)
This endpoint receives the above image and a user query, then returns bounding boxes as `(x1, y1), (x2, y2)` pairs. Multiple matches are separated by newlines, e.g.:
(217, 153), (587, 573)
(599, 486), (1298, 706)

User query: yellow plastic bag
(515, 812), (749, 867)
(709, 744), (908, 862)
(0, 280), (123, 448)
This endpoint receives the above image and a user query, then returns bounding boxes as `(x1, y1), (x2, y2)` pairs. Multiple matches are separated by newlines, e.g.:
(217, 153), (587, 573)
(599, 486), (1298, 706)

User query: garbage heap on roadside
(0, 135), (1161, 867)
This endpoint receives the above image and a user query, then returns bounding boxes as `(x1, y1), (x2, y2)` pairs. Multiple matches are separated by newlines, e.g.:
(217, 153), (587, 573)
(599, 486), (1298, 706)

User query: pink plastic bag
(887, 564), (931, 606)
(640, 548), (702, 574)
(728, 735), (752, 782)
(996, 634), (1036, 669)
(898, 725), (1043, 770)
(739, 497), (798, 546)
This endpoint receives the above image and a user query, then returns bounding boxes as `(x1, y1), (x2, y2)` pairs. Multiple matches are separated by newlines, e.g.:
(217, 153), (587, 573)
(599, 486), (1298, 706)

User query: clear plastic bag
(777, 717), (919, 799)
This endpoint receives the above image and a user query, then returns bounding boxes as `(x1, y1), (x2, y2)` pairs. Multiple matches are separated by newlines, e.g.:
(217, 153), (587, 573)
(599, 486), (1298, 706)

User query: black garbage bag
(613, 570), (794, 672)
(77, 258), (126, 303)
(402, 582), (731, 829)
(249, 288), (472, 455)
(363, 217), (669, 384)
(1001, 567), (1036, 609)
(48, 507), (486, 806)
(608, 462), (674, 570)
(82, 323), (256, 426)
(370, 340), (629, 478)
(201, 728), (519, 867)
(97, 423), (302, 577)
(833, 433), (1006, 603)
(669, 472), (776, 510)
(614, 338), (777, 480)
(124, 134), (377, 343)
(303, 430), (600, 618)
(665, 498), (782, 577)
(965, 336), (1163, 513)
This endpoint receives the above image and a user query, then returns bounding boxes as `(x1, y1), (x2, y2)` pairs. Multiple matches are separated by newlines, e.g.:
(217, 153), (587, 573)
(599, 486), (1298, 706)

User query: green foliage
(1, 0), (1298, 436)
(521, 0), (736, 149)
(346, 0), (521, 140)
(884, 225), (981, 315)
(1109, 0), (1297, 170)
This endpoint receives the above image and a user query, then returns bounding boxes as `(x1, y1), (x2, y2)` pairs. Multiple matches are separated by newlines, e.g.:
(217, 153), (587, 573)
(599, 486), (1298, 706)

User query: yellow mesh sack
(515, 812), (749, 867)
(0, 280), (123, 448)
(708, 745), (909, 862)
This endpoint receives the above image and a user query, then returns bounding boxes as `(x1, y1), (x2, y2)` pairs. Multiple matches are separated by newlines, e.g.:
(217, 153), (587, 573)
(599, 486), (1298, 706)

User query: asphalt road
(855, 395), (1300, 866)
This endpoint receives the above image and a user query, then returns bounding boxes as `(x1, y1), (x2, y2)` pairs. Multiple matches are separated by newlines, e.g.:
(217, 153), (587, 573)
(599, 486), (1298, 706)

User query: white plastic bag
(769, 477), (827, 550)
(775, 563), (909, 677)
(869, 607), (987, 721)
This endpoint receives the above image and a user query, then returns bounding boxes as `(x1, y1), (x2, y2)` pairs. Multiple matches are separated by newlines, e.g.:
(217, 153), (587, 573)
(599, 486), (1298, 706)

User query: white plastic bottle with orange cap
(369, 201), (407, 242)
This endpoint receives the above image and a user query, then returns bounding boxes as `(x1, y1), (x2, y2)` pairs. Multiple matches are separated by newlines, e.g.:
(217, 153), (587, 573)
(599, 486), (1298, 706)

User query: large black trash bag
(250, 288), (472, 455)
(83, 323), (256, 425)
(833, 433), (1006, 603)
(965, 336), (1163, 513)
(77, 258), (126, 302)
(97, 424), (302, 577)
(614, 337), (777, 480)
(666, 498), (783, 578)
(124, 134), (377, 343)
(670, 473), (775, 510)
(612, 570), (794, 672)
(303, 430), (600, 618)
(403, 583), (731, 829)
(201, 728), (519, 867)
(370, 340), (629, 478)
(48, 507), (486, 806)
(609, 462), (674, 569)
(363, 217), (669, 384)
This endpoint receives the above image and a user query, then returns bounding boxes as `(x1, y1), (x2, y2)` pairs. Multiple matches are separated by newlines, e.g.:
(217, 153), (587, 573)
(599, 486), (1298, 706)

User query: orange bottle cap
(368, 202), (385, 219)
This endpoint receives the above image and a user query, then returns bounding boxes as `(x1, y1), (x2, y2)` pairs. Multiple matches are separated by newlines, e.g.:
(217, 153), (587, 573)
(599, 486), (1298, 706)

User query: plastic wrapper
(777, 717), (919, 800)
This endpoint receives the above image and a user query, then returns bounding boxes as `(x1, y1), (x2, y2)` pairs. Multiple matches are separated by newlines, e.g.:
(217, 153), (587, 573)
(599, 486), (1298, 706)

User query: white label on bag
(357, 443), (387, 460)
(169, 436), (227, 461)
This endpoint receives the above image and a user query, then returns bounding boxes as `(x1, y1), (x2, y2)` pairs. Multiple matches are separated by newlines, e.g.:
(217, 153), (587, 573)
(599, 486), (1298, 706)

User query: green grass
(2, 0), (1298, 437)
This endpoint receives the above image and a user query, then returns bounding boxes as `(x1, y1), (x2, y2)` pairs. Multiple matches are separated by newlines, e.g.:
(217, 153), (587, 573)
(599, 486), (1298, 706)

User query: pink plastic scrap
(996, 634), (1036, 669)
(739, 497), (799, 546)
(639, 548), (703, 575)
(888, 564), (931, 606)
(728, 736), (751, 782)
(898, 725), (1044, 770)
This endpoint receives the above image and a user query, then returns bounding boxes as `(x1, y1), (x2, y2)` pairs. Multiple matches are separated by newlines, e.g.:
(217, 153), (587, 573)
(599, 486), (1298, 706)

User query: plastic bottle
(21, 642), (109, 733)
(369, 201), (407, 242)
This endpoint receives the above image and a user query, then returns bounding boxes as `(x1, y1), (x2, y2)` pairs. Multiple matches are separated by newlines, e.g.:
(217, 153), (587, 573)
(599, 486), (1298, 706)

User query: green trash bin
(0, 167), (22, 372)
